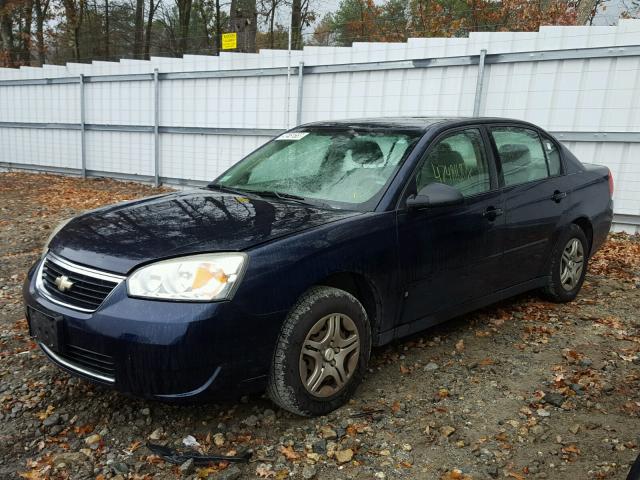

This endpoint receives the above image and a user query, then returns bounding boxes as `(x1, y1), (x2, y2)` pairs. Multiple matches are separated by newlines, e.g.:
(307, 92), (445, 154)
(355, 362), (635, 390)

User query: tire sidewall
(276, 288), (371, 416)
(548, 224), (589, 302)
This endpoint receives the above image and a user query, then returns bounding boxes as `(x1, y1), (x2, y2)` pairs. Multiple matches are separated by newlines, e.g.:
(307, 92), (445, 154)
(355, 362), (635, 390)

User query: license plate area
(28, 307), (64, 353)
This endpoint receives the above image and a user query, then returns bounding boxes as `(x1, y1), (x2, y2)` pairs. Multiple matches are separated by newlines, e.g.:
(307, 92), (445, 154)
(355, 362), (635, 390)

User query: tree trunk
(176, 0), (192, 55)
(268, 3), (275, 48)
(104, 0), (109, 58)
(20, 0), (33, 64)
(144, 0), (155, 59)
(34, 0), (49, 65)
(228, 0), (256, 53)
(133, 0), (144, 58)
(577, 0), (598, 25)
(62, 0), (84, 61)
(0, 10), (14, 67)
(214, 0), (221, 54)
(291, 0), (302, 49)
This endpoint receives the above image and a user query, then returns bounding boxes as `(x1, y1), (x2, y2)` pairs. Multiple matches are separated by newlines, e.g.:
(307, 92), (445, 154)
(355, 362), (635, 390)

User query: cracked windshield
(215, 128), (422, 209)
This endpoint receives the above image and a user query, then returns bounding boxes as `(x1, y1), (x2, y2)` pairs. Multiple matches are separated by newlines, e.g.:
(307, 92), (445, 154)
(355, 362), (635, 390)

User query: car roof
(301, 116), (541, 133)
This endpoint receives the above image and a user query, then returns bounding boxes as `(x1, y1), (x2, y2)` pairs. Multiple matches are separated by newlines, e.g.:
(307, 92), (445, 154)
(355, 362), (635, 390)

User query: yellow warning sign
(221, 33), (237, 50)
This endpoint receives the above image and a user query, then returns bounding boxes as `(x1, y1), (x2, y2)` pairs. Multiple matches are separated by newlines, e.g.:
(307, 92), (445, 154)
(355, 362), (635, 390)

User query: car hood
(49, 189), (360, 274)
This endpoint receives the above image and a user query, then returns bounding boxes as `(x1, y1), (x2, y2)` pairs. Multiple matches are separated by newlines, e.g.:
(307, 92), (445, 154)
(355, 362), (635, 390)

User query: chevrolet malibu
(23, 117), (614, 416)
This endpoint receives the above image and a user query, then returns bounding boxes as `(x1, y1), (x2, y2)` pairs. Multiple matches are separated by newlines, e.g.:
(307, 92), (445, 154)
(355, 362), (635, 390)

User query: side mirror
(406, 182), (464, 209)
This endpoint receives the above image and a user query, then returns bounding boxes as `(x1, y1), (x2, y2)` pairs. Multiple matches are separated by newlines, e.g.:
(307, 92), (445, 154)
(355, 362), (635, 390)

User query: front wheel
(542, 224), (589, 303)
(267, 286), (371, 417)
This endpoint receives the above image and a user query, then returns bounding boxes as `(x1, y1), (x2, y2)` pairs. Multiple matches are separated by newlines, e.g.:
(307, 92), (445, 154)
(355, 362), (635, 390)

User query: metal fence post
(473, 49), (487, 117)
(153, 68), (160, 187)
(296, 62), (304, 125)
(79, 74), (86, 178)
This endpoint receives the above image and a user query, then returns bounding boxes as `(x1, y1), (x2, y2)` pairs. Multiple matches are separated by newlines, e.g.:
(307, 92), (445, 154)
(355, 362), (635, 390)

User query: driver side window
(416, 129), (491, 197)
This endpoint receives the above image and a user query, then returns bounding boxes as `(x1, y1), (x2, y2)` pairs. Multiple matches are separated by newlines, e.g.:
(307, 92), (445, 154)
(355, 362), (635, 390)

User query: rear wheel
(542, 224), (589, 302)
(267, 286), (371, 417)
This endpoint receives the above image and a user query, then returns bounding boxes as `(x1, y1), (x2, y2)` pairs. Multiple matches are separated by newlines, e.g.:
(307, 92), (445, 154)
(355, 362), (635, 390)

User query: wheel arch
(571, 216), (594, 254)
(317, 271), (381, 341)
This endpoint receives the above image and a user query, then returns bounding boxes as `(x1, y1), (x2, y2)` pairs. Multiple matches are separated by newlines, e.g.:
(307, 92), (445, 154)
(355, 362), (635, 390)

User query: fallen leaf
(279, 445), (300, 461)
(256, 463), (275, 478)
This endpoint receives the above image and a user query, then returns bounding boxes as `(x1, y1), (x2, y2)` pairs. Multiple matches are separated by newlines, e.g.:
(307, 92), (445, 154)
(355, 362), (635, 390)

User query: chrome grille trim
(35, 253), (125, 312)
(40, 343), (115, 383)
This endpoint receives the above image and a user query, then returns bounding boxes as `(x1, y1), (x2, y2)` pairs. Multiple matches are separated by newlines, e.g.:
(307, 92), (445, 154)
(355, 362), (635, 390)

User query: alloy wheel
(299, 313), (360, 397)
(560, 237), (584, 291)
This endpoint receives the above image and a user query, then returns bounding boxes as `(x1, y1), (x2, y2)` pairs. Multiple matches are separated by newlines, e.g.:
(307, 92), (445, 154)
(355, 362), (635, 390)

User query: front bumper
(23, 259), (285, 401)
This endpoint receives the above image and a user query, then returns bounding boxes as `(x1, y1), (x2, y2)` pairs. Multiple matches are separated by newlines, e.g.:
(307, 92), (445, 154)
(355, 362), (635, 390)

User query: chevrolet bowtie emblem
(54, 275), (74, 292)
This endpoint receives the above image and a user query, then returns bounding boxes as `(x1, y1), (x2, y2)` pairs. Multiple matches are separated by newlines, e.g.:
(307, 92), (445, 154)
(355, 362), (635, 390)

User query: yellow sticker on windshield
(276, 132), (309, 141)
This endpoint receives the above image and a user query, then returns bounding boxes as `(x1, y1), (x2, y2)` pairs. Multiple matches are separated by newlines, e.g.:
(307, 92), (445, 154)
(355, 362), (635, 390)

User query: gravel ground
(1, 172), (639, 480)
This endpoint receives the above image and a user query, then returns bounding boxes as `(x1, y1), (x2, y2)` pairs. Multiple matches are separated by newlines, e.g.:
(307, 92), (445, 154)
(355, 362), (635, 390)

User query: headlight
(42, 217), (73, 257)
(127, 253), (247, 301)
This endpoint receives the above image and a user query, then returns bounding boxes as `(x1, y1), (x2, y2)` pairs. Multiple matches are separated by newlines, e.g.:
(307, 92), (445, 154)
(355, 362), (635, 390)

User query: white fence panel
(86, 131), (154, 175)
(0, 128), (80, 169)
(0, 84), (78, 123)
(160, 133), (266, 181)
(86, 81), (154, 126)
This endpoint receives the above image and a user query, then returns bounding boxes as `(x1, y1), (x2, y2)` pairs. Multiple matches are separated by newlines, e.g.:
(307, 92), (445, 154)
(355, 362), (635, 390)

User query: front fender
(235, 211), (401, 336)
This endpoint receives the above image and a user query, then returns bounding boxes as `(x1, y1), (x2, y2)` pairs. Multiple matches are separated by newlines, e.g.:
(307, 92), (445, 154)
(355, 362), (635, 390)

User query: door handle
(482, 206), (504, 220)
(552, 190), (567, 203)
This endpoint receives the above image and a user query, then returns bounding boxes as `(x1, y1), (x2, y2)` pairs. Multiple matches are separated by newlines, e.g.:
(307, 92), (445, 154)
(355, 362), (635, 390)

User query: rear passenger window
(416, 129), (491, 197)
(491, 127), (549, 186)
(541, 135), (562, 176)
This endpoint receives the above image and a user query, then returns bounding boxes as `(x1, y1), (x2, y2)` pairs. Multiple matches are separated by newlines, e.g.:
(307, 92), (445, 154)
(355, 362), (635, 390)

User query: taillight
(608, 168), (614, 197)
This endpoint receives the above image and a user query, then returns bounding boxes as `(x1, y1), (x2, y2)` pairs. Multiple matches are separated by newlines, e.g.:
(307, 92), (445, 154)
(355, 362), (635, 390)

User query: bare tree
(176, 0), (192, 54)
(259, 0), (283, 48)
(61, 0), (86, 60)
(19, 0), (33, 64)
(577, 0), (599, 24)
(144, 0), (161, 58)
(0, 0), (15, 66)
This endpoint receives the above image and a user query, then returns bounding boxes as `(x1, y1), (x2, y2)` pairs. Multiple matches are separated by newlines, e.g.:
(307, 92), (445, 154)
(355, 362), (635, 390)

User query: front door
(397, 127), (504, 327)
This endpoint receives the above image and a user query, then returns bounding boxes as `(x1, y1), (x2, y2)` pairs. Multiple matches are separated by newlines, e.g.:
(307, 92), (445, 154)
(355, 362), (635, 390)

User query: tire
(267, 286), (371, 417)
(542, 223), (589, 303)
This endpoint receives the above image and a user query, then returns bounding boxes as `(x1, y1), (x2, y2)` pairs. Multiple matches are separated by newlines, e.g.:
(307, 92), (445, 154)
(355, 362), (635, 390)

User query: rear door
(396, 126), (504, 326)
(488, 125), (568, 288)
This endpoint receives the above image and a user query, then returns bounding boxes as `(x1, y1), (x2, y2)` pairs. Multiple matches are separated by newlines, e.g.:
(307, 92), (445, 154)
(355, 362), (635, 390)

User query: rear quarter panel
(556, 164), (613, 256)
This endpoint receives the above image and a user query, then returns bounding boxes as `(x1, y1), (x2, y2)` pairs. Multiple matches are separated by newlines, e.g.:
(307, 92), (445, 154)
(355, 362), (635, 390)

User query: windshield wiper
(251, 190), (337, 209)
(206, 183), (251, 196)
(207, 184), (335, 209)
(250, 190), (306, 201)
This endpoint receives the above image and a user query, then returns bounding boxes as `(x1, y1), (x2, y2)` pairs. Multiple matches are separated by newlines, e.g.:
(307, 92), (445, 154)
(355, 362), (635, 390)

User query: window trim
(487, 124), (560, 189)
(539, 132), (565, 178)
(396, 125), (499, 210)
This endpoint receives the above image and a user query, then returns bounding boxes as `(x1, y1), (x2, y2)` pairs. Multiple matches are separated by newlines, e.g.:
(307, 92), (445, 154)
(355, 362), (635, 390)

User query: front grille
(38, 254), (124, 312)
(40, 342), (116, 383)
(60, 344), (116, 378)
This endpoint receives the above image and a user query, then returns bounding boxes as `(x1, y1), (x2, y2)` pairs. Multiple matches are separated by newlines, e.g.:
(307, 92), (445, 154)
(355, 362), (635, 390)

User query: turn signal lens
(608, 168), (614, 197)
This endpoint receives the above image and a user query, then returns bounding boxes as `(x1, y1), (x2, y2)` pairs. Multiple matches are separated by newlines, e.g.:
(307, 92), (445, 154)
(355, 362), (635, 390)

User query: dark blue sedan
(23, 117), (614, 416)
